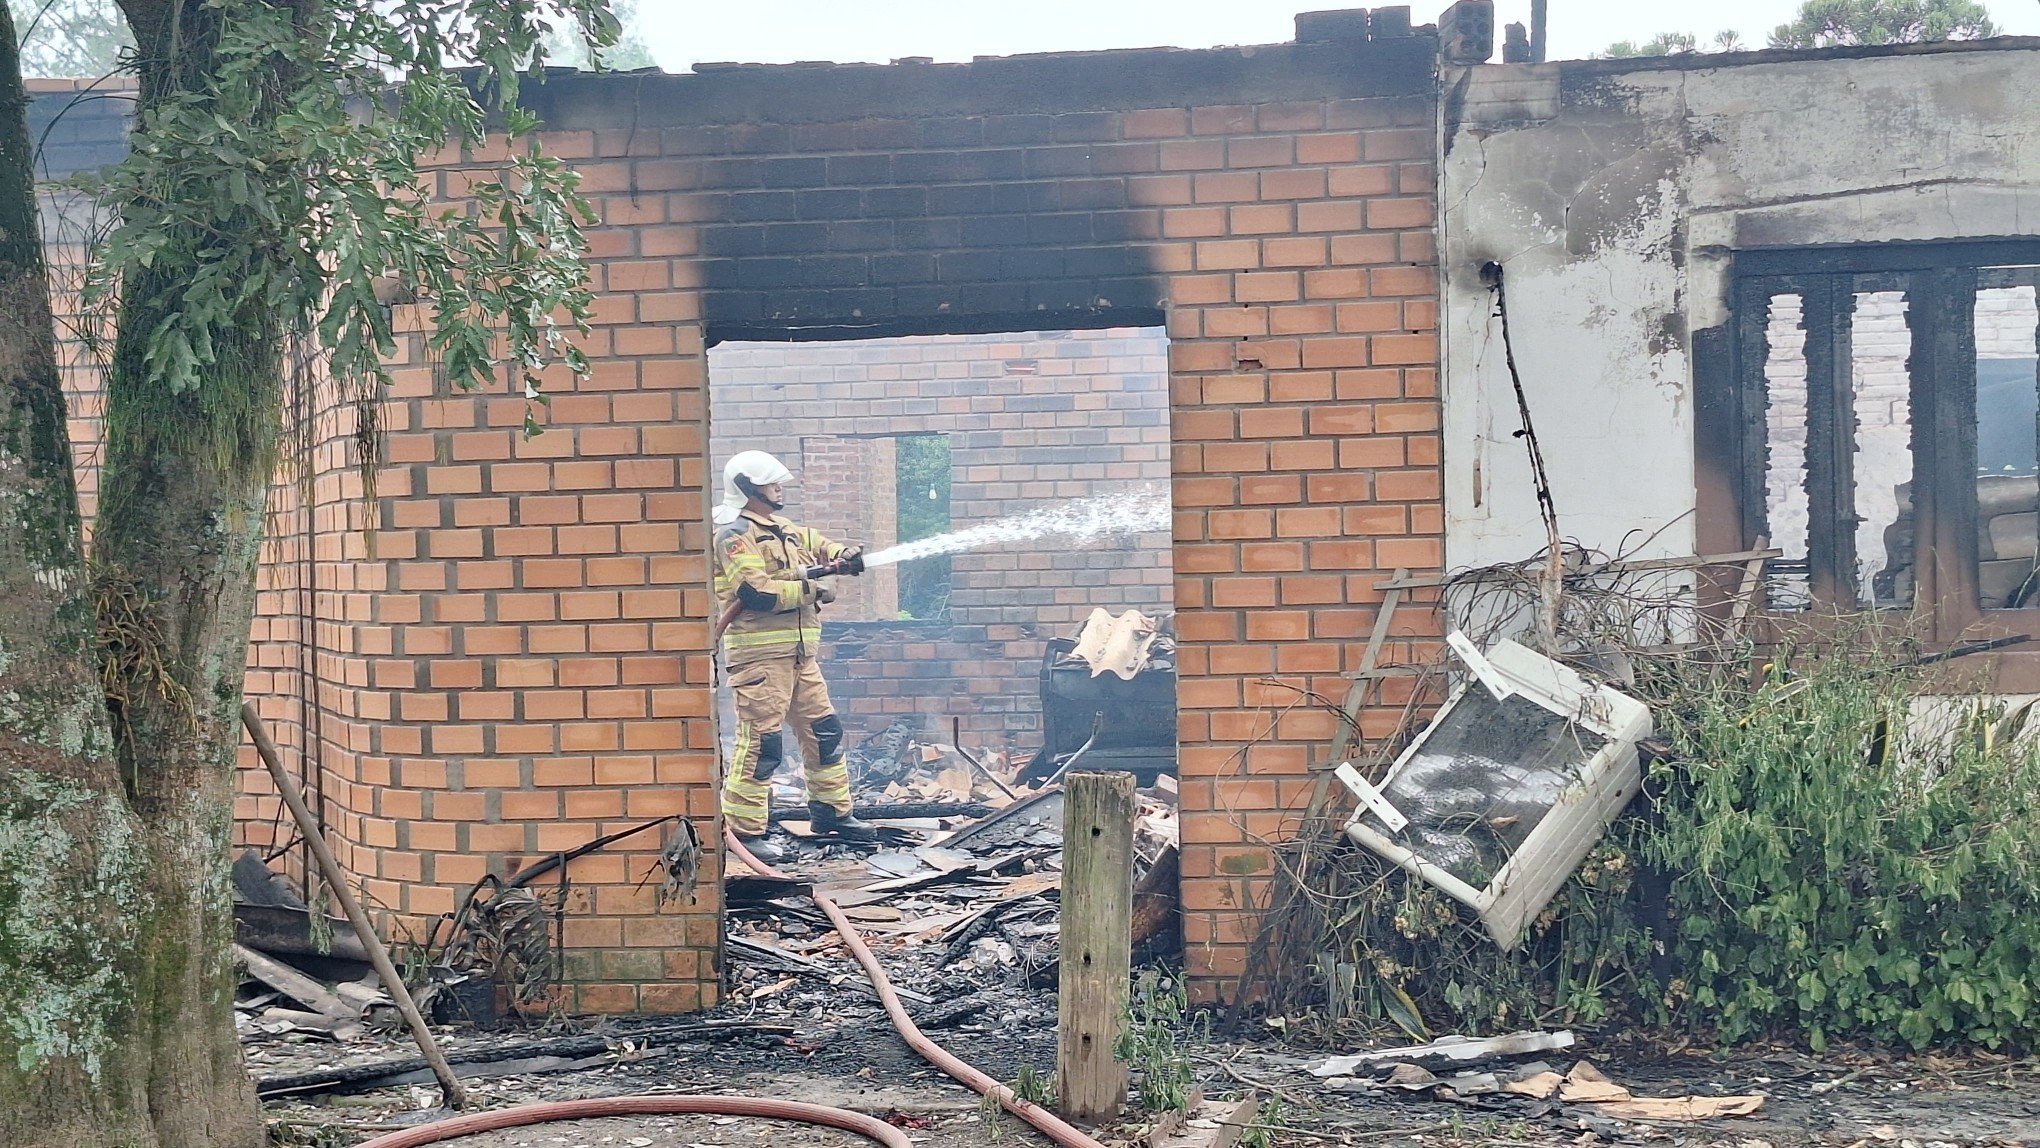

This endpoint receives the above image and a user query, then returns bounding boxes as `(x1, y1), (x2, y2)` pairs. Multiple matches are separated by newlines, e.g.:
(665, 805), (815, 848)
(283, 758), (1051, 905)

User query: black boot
(808, 801), (878, 842)
(734, 834), (786, 865)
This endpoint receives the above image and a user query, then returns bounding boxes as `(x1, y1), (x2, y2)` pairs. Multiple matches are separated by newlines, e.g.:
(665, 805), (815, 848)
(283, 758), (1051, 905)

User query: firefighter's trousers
(721, 654), (852, 837)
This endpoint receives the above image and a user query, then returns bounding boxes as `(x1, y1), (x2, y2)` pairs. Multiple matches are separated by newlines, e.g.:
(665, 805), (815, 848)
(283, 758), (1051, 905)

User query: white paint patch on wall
(1440, 45), (2040, 573)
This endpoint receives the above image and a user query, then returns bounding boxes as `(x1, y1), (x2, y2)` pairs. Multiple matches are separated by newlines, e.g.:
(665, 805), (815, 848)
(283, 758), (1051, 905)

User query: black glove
(842, 547), (866, 576)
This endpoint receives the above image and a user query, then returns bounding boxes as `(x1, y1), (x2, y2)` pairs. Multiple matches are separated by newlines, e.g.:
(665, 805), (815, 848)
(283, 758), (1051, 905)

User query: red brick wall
(1141, 99), (1444, 992)
(308, 241), (725, 1010)
(709, 328), (1174, 756)
(39, 75), (338, 906)
(359, 83), (1444, 1002)
(49, 132), (728, 1014)
(43, 35), (1446, 1009)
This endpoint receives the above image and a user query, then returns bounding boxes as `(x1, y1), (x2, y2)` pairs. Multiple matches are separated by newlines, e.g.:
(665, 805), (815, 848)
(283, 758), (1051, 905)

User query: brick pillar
(297, 140), (724, 1014)
(1132, 95), (1445, 998)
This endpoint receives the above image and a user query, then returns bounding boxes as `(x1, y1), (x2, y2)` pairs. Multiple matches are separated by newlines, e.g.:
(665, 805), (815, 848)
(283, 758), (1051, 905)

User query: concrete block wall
(709, 328), (1173, 756)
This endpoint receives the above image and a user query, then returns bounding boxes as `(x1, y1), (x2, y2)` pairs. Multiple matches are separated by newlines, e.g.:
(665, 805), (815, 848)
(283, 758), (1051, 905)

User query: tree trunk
(93, 349), (272, 1148)
(0, 12), (159, 1147)
(84, 3), (284, 1146)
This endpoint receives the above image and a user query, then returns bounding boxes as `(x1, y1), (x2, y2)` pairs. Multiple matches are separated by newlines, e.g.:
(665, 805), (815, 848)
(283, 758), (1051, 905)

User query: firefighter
(712, 450), (877, 863)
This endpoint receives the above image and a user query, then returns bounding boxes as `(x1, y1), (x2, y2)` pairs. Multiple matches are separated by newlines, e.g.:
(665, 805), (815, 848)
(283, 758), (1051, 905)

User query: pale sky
(631, 0), (2040, 70)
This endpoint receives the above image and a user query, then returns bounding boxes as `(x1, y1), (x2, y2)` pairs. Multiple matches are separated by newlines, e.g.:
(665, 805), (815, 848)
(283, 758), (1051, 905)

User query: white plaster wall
(1440, 45), (2040, 572)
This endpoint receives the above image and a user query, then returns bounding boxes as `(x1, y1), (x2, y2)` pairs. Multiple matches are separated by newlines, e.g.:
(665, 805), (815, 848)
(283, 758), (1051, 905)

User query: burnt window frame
(891, 431), (953, 623)
(1707, 239), (2040, 645)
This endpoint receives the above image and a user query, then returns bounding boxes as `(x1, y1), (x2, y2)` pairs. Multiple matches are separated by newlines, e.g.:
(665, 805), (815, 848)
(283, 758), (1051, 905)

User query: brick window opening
(1729, 241), (2040, 633)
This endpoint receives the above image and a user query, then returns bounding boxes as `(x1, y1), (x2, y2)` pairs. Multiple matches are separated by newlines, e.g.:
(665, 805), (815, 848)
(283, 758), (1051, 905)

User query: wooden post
(242, 704), (469, 1109)
(1058, 770), (1136, 1122)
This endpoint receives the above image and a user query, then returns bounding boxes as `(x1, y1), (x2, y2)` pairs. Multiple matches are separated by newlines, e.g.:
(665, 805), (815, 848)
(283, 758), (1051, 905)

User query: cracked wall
(1439, 41), (2040, 570)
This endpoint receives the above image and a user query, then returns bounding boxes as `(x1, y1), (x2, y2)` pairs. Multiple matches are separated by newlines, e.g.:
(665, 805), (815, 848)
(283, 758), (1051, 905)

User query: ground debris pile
(1310, 1040), (1766, 1127)
(229, 849), (412, 1045)
(845, 717), (1021, 809)
(840, 609), (1179, 804)
(1211, 1035), (2040, 1148)
(232, 867), (570, 1042)
(729, 772), (1182, 1033)
(234, 943), (408, 1045)
(1031, 609), (1178, 787)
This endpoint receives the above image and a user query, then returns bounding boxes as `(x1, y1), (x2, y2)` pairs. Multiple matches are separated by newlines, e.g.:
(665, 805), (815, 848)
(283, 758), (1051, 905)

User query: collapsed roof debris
(1313, 1048), (1767, 1125)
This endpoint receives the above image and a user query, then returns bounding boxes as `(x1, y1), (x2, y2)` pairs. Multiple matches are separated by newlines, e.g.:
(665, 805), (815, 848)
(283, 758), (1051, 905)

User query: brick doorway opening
(704, 324), (1176, 812)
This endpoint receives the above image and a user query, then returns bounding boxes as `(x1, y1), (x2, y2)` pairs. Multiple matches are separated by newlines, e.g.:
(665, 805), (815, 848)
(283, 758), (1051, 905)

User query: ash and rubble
(227, 605), (2040, 1148)
(232, 792), (2040, 1148)
(235, 612), (1183, 1131)
(236, 740), (1182, 1143)
(716, 607), (1183, 1044)
(725, 738), (1183, 1043)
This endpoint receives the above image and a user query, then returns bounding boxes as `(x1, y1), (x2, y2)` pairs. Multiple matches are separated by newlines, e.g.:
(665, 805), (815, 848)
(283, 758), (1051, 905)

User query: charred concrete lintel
(708, 307), (1167, 346)
(1293, 9), (1373, 43)
(1437, 36), (2040, 133)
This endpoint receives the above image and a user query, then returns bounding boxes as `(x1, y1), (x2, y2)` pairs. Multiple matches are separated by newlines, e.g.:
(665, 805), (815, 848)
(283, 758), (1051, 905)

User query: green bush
(1653, 646), (2040, 1049)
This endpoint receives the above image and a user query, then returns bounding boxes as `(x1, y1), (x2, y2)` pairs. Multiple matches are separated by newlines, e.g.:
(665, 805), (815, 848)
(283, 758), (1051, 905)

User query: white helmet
(714, 450), (793, 525)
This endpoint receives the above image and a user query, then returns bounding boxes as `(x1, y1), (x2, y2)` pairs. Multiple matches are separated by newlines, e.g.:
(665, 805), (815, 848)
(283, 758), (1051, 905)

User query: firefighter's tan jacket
(713, 508), (853, 668)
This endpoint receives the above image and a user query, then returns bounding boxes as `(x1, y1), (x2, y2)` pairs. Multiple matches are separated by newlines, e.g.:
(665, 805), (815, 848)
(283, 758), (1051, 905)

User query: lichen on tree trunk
(92, 317), (273, 1145)
(8, 0), (602, 1134)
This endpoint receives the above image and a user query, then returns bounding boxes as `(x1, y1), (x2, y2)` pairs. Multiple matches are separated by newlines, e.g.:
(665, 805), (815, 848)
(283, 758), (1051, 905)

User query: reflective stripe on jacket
(713, 508), (851, 667)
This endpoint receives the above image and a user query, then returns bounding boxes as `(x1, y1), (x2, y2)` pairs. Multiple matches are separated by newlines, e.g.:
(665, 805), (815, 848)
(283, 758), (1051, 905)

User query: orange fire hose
(724, 829), (1111, 1148)
(350, 836), (1108, 1148)
(345, 835), (1107, 1148)
(351, 1095), (915, 1148)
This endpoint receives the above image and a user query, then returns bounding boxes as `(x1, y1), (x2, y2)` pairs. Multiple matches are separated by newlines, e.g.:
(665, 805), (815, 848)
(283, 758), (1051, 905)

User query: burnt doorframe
(701, 308), (1180, 905)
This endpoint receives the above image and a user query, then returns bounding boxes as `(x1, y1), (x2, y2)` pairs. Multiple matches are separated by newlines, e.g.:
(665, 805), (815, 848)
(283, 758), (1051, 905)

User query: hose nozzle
(804, 549), (866, 579)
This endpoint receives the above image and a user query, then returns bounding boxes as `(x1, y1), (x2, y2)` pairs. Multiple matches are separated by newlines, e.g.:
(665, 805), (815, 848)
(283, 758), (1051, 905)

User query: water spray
(859, 485), (1171, 569)
(711, 486), (1168, 649)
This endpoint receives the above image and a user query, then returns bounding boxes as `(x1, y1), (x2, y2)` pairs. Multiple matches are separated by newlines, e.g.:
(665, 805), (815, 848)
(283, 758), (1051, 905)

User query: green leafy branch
(80, 0), (613, 487)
